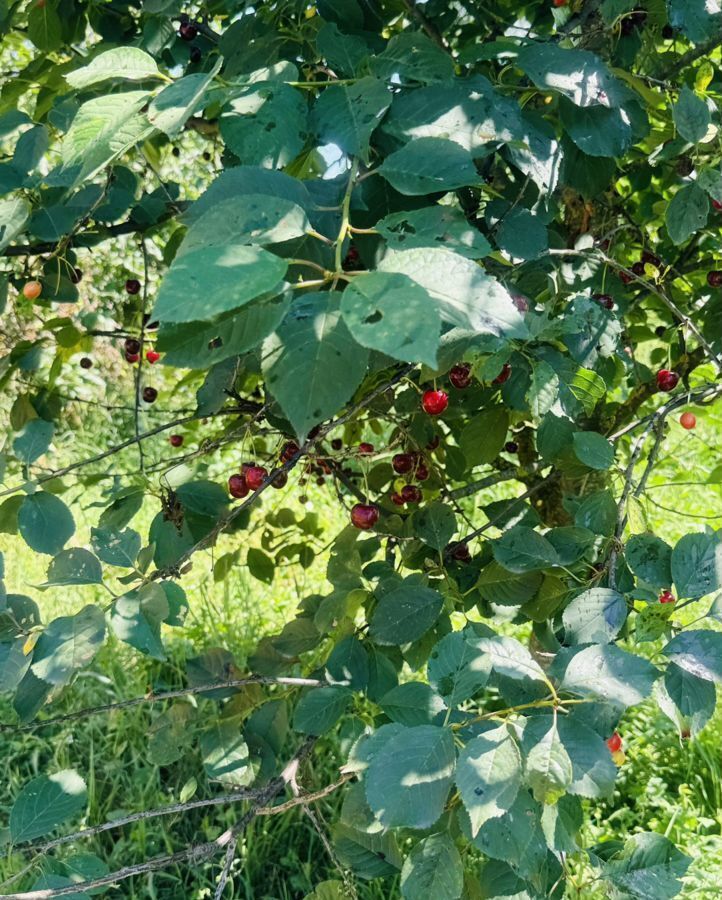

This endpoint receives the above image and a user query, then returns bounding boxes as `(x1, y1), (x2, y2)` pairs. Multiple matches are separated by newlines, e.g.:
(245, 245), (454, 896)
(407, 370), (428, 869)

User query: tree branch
(0, 676), (323, 734)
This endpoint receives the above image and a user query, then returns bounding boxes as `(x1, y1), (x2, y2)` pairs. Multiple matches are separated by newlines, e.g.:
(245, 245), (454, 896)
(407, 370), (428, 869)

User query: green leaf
(371, 31), (455, 85)
(27, 1), (62, 51)
(326, 636), (369, 690)
(522, 717), (573, 804)
(44, 548), (103, 586)
(317, 22), (370, 77)
(10, 770), (87, 843)
(30, 605), (105, 685)
(560, 100), (636, 158)
(517, 44), (624, 107)
(673, 86), (710, 143)
(152, 244), (287, 324)
(459, 406), (509, 467)
(148, 704), (195, 765)
(369, 577), (444, 645)
(601, 832), (691, 900)
(262, 291), (369, 440)
(157, 295), (291, 369)
(376, 206), (491, 260)
(400, 833), (463, 900)
(474, 635), (547, 683)
(149, 64), (220, 137)
(201, 718), (253, 786)
(293, 686), (351, 734)
(566, 366), (607, 414)
(557, 717), (617, 798)
(413, 501), (456, 552)
(562, 588), (627, 644)
(427, 629), (492, 707)
(668, 0), (722, 43)
(493, 526), (560, 574)
(98, 490), (143, 530)
(332, 823), (402, 878)
(311, 77), (391, 161)
(572, 431), (614, 470)
(671, 532), (722, 599)
(0, 195), (31, 252)
(90, 526), (141, 568)
(659, 662), (716, 736)
(378, 137), (478, 195)
(247, 547), (275, 584)
(58, 92), (152, 188)
(626, 533), (673, 589)
(178, 195), (311, 255)
(18, 492), (75, 556)
(66, 47), (160, 88)
(541, 794), (583, 853)
(471, 791), (547, 879)
(574, 489), (617, 535)
(379, 682), (446, 726)
(13, 126), (49, 175)
(559, 643), (658, 707)
(378, 248), (528, 338)
(110, 583), (169, 660)
(666, 183), (709, 245)
(13, 419), (54, 464)
(0, 639), (32, 693)
(495, 207), (548, 261)
(526, 360), (559, 418)
(220, 82), (308, 167)
(340, 272), (441, 367)
(456, 724), (522, 835)
(364, 724), (455, 829)
(663, 629), (722, 683)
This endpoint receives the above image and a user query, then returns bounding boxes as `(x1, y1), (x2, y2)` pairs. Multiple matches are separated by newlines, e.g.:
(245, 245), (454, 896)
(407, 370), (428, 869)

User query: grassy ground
(1, 386), (722, 897)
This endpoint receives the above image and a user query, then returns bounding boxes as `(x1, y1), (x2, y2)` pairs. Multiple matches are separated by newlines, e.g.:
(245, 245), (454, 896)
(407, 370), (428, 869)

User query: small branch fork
(0, 739), (346, 900)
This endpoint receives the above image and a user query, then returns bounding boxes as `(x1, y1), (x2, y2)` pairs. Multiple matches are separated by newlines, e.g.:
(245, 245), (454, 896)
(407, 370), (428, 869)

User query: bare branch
(0, 676), (323, 734)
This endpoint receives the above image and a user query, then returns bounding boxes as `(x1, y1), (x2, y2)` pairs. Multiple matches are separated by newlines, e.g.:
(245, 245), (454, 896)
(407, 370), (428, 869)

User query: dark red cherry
(245, 465), (268, 491)
(350, 503), (379, 530)
(421, 389), (449, 416)
(656, 369), (679, 392)
(449, 363), (472, 389)
(228, 474), (249, 499)
(142, 386), (158, 403)
(125, 278), (141, 295)
(392, 453), (414, 474)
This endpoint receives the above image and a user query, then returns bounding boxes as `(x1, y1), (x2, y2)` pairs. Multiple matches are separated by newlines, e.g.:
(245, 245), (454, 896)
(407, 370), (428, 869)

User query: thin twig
(133, 240), (149, 473)
(0, 676), (323, 734)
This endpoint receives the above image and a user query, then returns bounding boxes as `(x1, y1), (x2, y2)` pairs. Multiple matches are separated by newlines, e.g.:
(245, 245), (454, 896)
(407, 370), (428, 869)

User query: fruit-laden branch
(0, 675), (323, 734)
(0, 738), (321, 900)
(547, 248), (722, 374)
(0, 402), (263, 500)
(151, 364), (416, 580)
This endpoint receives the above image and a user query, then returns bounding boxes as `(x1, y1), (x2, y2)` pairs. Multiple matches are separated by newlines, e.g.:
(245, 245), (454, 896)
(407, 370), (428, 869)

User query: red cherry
(146, 350), (161, 364)
(392, 453), (414, 474)
(594, 293), (615, 310)
(79, 357), (93, 369)
(422, 389), (448, 416)
(272, 471), (288, 489)
(659, 589), (675, 604)
(125, 352), (140, 363)
(553, 0), (567, 6)
(449, 542), (471, 562)
(415, 462), (430, 482)
(350, 503), (379, 530)
(125, 278), (141, 295)
(124, 338), (141, 355)
(492, 363), (512, 385)
(656, 369), (679, 392)
(142, 386), (157, 403)
(358, 442), (374, 455)
(707, 270), (722, 287)
(606, 732), (622, 753)
(280, 440), (299, 462)
(679, 412), (696, 430)
(505, 441), (519, 454)
(714, 199), (722, 211)
(631, 261), (645, 276)
(241, 461), (254, 474)
(245, 465), (268, 491)
(331, 438), (343, 451)
(449, 363), (472, 389)
(642, 251), (661, 267)
(511, 293), (529, 312)
(178, 21), (198, 40)
(390, 492), (405, 506)
(400, 484), (422, 504)
(619, 270), (633, 285)
(228, 474), (249, 499)
(169, 434), (183, 448)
